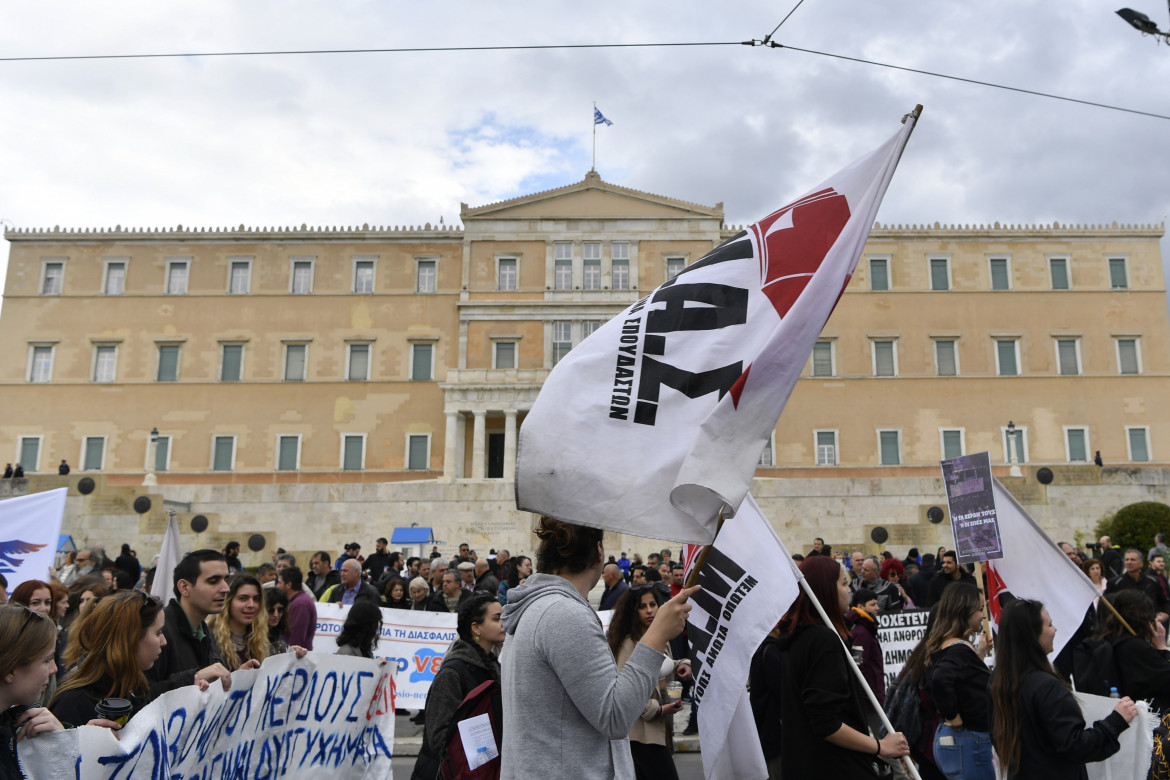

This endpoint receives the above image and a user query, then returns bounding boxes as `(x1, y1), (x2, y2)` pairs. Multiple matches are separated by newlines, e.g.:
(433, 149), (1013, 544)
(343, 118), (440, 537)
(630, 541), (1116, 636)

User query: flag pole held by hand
(685, 507), (725, 588)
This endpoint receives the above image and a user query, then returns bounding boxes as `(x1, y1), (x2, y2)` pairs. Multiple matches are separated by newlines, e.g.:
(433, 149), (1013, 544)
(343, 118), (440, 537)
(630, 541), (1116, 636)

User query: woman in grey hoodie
(500, 518), (696, 780)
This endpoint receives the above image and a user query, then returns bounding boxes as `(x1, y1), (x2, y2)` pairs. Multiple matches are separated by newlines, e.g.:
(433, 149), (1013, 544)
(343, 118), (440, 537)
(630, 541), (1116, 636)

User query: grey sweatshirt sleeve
(534, 602), (663, 739)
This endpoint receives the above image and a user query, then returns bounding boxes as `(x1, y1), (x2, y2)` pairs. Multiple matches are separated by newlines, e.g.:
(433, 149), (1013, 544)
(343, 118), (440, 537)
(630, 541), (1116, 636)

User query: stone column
(443, 411), (460, 480)
(471, 411), (487, 479)
(503, 410), (518, 480)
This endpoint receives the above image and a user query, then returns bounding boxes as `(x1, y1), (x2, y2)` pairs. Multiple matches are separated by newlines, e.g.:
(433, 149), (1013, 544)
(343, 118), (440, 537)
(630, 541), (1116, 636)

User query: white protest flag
(985, 478), (1102, 658)
(150, 510), (182, 602)
(517, 109), (920, 543)
(0, 488), (66, 590)
(687, 494), (801, 780)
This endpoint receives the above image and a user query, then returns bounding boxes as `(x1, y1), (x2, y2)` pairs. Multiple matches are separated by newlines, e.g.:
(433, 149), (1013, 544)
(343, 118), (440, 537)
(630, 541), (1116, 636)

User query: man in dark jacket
(926, 550), (976, 607)
(427, 570), (471, 612)
(145, 549), (237, 691)
(1106, 549), (1170, 621)
(598, 563), (628, 611)
(908, 553), (936, 606)
(327, 559), (381, 604)
(222, 541), (243, 575)
(306, 550), (340, 598)
(362, 538), (392, 582)
(474, 559), (500, 598)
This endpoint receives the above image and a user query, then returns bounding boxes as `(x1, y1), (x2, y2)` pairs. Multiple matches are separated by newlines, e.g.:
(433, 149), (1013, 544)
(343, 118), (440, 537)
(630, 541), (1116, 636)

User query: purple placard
(940, 451), (1004, 563)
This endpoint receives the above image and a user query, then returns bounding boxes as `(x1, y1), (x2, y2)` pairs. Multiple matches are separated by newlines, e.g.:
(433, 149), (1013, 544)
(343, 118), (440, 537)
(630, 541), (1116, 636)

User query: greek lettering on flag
(0, 488), (65, 590)
(687, 495), (801, 780)
(594, 107), (613, 126)
(517, 109), (920, 543)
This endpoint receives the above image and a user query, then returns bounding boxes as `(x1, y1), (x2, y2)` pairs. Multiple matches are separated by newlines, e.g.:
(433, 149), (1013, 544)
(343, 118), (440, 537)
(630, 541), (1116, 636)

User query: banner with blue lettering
(21, 652), (395, 778)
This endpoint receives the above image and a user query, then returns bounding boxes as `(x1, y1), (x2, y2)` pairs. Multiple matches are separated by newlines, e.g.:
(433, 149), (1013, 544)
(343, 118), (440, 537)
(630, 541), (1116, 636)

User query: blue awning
(391, 527), (434, 545)
(58, 534), (77, 552)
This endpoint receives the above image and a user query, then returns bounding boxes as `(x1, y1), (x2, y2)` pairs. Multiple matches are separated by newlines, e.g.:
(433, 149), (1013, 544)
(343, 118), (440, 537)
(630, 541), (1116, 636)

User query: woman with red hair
(881, 558), (916, 609)
(776, 556), (909, 778)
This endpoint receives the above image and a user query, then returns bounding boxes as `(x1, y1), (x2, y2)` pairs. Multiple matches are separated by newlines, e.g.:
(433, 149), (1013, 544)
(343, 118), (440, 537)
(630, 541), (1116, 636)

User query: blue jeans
(932, 723), (994, 780)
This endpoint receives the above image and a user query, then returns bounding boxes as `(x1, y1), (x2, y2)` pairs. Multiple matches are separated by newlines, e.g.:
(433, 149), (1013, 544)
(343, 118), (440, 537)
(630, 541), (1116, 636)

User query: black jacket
(1105, 571), (1169, 614)
(144, 599), (223, 691)
(995, 669), (1127, 780)
(426, 589), (471, 613)
(50, 675), (150, 728)
(599, 579), (629, 611)
(925, 642), (990, 732)
(1112, 634), (1170, 711)
(307, 569), (340, 599)
(777, 625), (882, 778)
(326, 580), (381, 604)
(749, 635), (783, 760)
(926, 569), (977, 608)
(362, 552), (393, 582)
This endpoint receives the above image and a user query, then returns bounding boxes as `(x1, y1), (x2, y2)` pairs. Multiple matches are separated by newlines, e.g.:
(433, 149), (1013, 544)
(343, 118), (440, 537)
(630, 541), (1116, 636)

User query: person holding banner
(50, 590), (167, 727)
(776, 556), (909, 778)
(922, 583), (993, 780)
(207, 574), (269, 671)
(990, 598), (1136, 780)
(0, 604), (65, 778)
(500, 518), (696, 780)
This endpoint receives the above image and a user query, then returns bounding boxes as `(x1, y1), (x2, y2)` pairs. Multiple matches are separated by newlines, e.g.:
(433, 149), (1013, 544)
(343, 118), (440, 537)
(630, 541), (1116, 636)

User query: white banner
(687, 494), (801, 780)
(517, 111), (920, 544)
(0, 488), (65, 590)
(877, 609), (932, 690)
(1078, 692), (1154, 780)
(22, 652), (396, 779)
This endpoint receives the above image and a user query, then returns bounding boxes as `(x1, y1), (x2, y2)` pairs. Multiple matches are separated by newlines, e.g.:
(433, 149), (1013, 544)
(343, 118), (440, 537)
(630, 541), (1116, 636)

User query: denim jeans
(932, 723), (995, 780)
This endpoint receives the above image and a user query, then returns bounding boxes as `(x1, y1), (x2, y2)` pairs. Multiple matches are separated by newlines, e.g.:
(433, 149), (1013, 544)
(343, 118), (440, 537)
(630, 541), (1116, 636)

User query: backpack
(439, 675), (502, 780)
(1151, 710), (1170, 780)
(883, 674), (923, 746)
(1071, 638), (1121, 696)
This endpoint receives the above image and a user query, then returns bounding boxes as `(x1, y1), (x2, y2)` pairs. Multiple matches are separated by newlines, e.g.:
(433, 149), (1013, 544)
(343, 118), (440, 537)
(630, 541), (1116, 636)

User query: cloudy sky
(1, 0), (1168, 312)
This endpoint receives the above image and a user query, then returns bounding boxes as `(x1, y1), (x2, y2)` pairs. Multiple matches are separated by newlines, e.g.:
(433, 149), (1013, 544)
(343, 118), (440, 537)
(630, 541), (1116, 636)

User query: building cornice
(3, 224), (465, 243)
(721, 221), (1165, 240)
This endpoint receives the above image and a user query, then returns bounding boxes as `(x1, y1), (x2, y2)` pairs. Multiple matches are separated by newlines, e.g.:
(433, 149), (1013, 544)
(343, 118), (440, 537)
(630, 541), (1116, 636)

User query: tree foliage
(1096, 502), (1170, 554)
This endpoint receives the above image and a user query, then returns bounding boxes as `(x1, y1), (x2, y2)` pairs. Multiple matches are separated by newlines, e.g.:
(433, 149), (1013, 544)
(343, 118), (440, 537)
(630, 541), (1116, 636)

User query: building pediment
(461, 170), (723, 222)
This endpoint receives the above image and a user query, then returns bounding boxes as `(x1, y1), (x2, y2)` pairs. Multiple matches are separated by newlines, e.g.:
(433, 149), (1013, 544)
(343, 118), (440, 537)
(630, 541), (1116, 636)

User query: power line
(1, 37), (1166, 122)
(763, 0), (810, 44)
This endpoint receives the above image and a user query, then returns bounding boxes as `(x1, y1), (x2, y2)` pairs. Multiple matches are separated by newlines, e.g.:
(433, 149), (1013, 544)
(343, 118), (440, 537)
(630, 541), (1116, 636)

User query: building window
(219, 344), (243, 382)
(353, 257), (376, 294)
(811, 340), (834, 377)
(228, 258), (251, 294)
(1109, 257), (1128, 290)
(407, 434), (430, 470)
(347, 343), (370, 381)
(157, 345), (181, 382)
(758, 436), (774, 467)
(935, 339), (958, 377)
(869, 257), (889, 291)
(283, 344), (307, 381)
(93, 345), (118, 383)
(28, 345), (54, 383)
(878, 430), (901, 465)
(1055, 338), (1081, 376)
(1117, 338), (1141, 375)
(277, 435), (300, 471)
(1003, 425), (1029, 464)
(341, 434), (365, 470)
(410, 343), (434, 381)
(583, 244), (601, 290)
(290, 258), (314, 294)
(552, 322), (573, 366)
(416, 259), (437, 293)
(929, 257), (950, 291)
(19, 436), (41, 472)
(665, 257), (686, 280)
(989, 257), (1010, 291)
(494, 341), (517, 370)
(153, 435), (170, 472)
(40, 260), (65, 295)
(995, 339), (1020, 376)
(816, 430), (838, 466)
(940, 429), (965, 460)
(83, 436), (105, 471)
(212, 435), (236, 471)
(1127, 427), (1150, 462)
(166, 259), (189, 295)
(1065, 427), (1089, 462)
(582, 321), (602, 340)
(103, 260), (127, 295)
(872, 340), (897, 377)
(612, 260), (630, 290)
(498, 258), (518, 291)
(554, 259), (572, 290)
(1049, 257), (1070, 290)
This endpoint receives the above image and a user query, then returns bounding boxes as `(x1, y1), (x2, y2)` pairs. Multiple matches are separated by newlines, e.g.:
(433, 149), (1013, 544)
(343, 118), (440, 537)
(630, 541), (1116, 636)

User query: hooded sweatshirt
(500, 573), (663, 780)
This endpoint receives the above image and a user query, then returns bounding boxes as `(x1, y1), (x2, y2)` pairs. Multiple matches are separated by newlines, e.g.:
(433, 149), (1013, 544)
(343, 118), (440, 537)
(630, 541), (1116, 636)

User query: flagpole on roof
(592, 101), (597, 172)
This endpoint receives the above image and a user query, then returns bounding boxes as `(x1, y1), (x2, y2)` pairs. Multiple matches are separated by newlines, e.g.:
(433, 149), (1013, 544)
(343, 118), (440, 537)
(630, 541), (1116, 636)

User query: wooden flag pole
(801, 576), (924, 780)
(1097, 590), (1139, 636)
(684, 506), (725, 588)
(975, 561), (994, 649)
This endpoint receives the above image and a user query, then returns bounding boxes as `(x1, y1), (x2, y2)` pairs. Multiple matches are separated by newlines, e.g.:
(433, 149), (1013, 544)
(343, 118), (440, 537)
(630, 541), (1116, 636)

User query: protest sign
(877, 609), (932, 689)
(941, 451), (1003, 564)
(687, 494), (801, 780)
(22, 651), (395, 779)
(0, 488), (65, 590)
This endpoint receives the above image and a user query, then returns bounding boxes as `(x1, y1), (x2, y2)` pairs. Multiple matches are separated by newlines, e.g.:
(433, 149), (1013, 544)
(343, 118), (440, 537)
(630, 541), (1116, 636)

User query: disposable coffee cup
(95, 697), (133, 727)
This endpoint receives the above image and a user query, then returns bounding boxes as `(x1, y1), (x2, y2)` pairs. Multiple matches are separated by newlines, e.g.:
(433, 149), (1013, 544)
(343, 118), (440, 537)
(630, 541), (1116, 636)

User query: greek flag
(593, 107), (613, 126)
